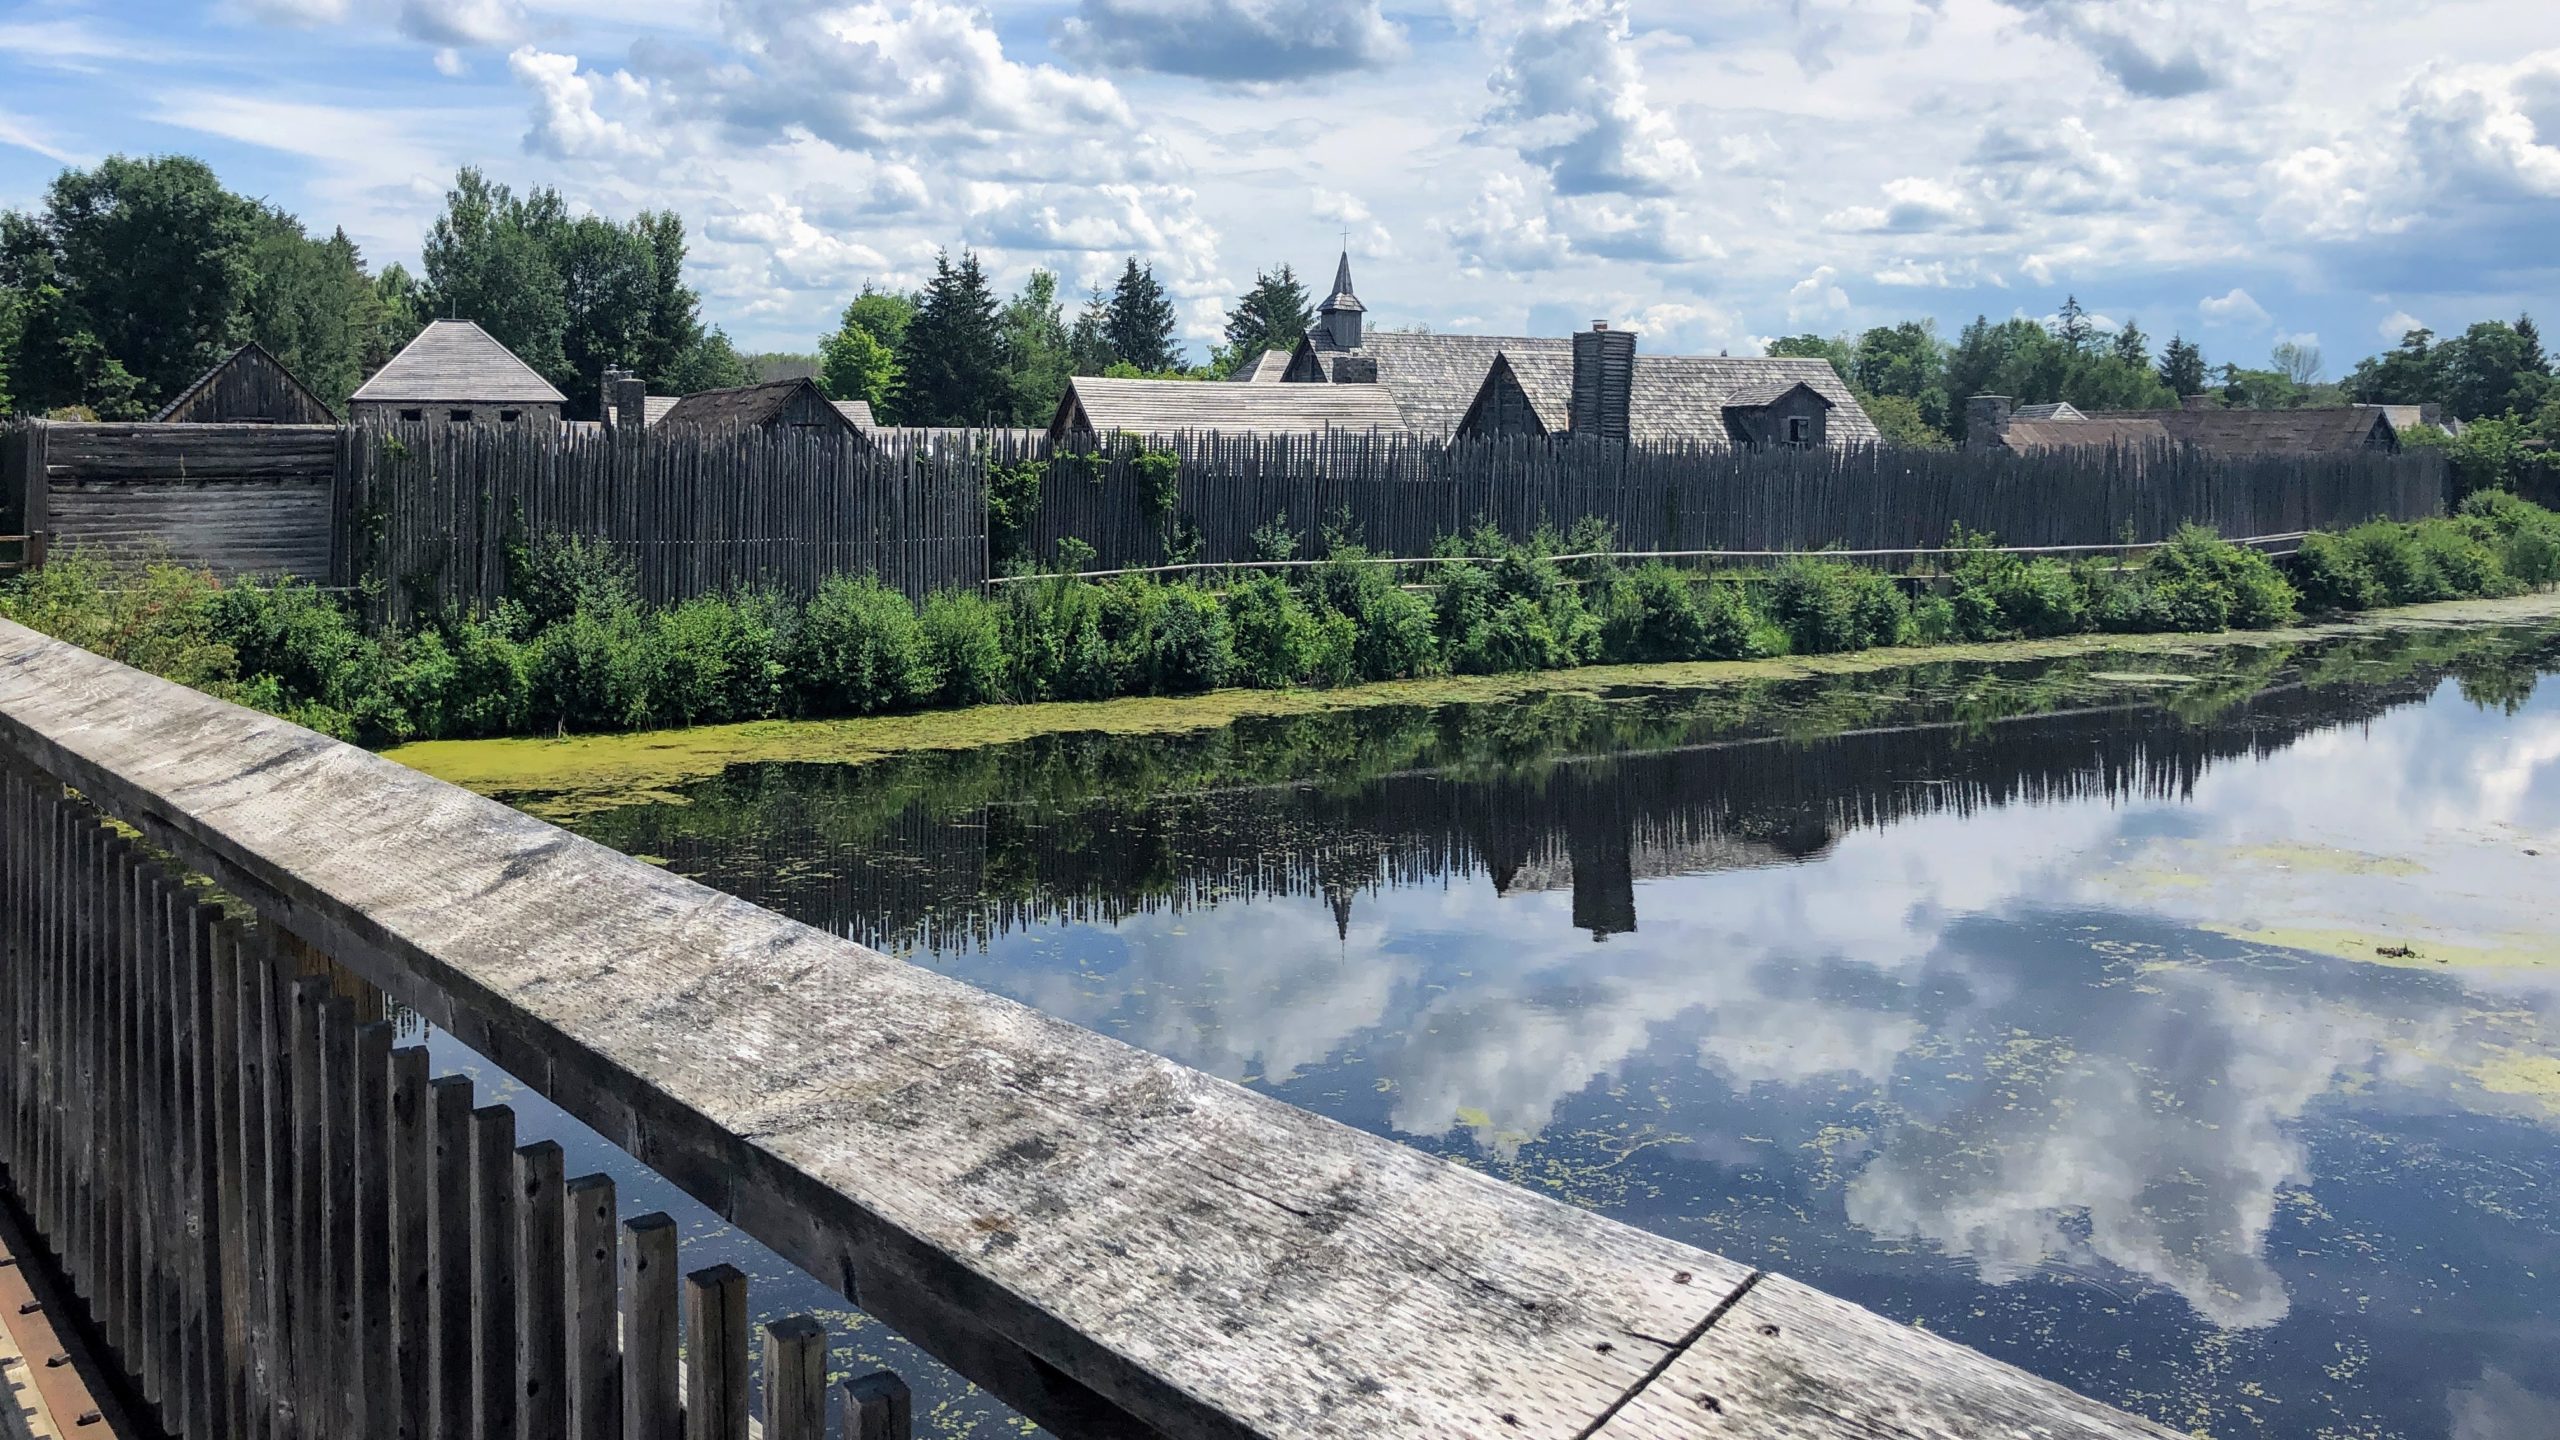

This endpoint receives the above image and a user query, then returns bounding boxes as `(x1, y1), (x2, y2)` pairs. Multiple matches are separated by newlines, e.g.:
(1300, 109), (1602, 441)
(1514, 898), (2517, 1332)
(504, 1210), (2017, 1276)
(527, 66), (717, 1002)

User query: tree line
(1771, 299), (2558, 454)
(0, 157), (746, 421)
(811, 256), (1317, 427)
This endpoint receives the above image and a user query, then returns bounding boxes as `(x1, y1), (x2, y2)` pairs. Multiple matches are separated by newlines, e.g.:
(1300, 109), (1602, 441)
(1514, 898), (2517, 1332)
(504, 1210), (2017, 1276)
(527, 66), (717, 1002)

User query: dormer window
(1787, 416), (1812, 446)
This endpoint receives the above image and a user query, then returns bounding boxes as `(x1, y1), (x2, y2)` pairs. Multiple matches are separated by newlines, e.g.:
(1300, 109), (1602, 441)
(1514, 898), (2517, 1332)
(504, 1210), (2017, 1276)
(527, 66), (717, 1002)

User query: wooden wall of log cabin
(31, 424), (340, 579)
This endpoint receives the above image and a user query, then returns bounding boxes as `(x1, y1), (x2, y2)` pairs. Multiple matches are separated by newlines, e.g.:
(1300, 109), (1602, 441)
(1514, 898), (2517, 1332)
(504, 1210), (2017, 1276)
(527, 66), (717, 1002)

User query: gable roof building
(150, 342), (338, 425)
(651, 378), (866, 439)
(1975, 393), (2399, 455)
(349, 320), (567, 424)
(1452, 342), (1877, 447)
(1053, 376), (1405, 439)
(1243, 253), (1878, 447)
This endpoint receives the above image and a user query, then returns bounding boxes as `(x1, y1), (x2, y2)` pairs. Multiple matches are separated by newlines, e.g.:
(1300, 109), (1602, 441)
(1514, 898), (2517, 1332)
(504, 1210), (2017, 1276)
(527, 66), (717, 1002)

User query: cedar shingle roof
(2077, 406), (2396, 454)
(2000, 417), (2174, 452)
(350, 320), (566, 405)
(1056, 377), (1405, 437)
(2011, 402), (2086, 423)
(644, 395), (680, 425)
(1460, 343), (1879, 446)
(653, 378), (857, 434)
(1232, 349), (1297, 382)
(832, 399), (878, 429)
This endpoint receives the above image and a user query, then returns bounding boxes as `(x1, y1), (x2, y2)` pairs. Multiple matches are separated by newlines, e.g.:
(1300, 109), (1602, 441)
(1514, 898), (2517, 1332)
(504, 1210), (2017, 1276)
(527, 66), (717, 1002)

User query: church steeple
(1317, 249), (1365, 350)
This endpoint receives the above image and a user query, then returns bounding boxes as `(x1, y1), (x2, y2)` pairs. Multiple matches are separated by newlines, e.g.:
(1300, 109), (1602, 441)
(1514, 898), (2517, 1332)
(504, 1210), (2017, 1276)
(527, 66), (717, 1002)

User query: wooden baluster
(425, 1076), (475, 1440)
(619, 1214), (677, 1440)
(470, 1104), (521, 1440)
(514, 1141), (566, 1440)
(388, 1046), (432, 1440)
(562, 1176), (617, 1440)
(760, 1318), (827, 1440)
(841, 1373), (912, 1440)
(680, 1266), (747, 1440)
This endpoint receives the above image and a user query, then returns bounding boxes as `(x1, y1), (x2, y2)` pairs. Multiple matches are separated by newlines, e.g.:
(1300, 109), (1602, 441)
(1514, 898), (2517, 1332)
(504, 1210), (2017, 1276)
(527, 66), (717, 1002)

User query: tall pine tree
(895, 249), (1012, 426)
(2157, 334), (2207, 397)
(2111, 317), (2150, 369)
(1103, 257), (1179, 372)
(1219, 266), (1312, 372)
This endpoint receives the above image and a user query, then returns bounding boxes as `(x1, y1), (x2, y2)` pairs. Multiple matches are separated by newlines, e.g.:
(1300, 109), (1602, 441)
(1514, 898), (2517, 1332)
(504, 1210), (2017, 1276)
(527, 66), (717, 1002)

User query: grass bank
(386, 587), (2560, 816)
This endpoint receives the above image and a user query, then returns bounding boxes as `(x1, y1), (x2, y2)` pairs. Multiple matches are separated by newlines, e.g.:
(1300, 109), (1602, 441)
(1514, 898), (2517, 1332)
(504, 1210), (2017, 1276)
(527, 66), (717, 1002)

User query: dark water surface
(512, 624), (2560, 1439)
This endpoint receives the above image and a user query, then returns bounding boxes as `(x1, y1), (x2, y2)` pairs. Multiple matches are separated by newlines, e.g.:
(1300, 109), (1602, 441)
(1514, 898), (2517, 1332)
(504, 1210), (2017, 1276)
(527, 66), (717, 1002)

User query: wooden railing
(0, 616), (2185, 1440)
(0, 764), (913, 1440)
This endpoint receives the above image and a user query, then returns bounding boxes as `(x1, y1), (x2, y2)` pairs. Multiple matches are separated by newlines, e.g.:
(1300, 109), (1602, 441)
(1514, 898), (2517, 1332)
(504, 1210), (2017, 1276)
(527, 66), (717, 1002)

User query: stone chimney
(2181, 393), (2213, 412)
(1570, 322), (1635, 443)
(1964, 394), (2013, 450)
(603, 368), (648, 444)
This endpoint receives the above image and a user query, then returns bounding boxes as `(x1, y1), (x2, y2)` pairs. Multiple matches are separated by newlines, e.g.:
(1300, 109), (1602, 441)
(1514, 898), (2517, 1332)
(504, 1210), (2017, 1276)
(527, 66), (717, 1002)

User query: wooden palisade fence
(0, 764), (915, 1440)
(338, 422), (994, 628)
(1019, 431), (2451, 573)
(14, 416), (2448, 614)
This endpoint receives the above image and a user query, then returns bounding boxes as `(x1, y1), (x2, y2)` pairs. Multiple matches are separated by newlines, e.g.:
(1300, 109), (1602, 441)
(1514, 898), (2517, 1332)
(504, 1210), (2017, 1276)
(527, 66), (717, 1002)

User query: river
(450, 615), (2560, 1439)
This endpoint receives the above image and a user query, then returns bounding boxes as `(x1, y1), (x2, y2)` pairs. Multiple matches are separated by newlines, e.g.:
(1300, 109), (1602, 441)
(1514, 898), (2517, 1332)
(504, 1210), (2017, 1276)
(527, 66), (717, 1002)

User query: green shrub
(2138, 527), (2298, 631)
(506, 533), (638, 632)
(1766, 559), (1910, 653)
(527, 607), (654, 732)
(792, 577), (934, 714)
(2288, 532), (2381, 612)
(442, 614), (530, 737)
(0, 553), (238, 689)
(1227, 573), (1325, 687)
(1604, 564), (1707, 662)
(652, 595), (784, 727)
(1309, 549), (1438, 681)
(1132, 582), (1234, 693)
(1001, 576), (1117, 701)
(919, 591), (1008, 706)
(2505, 528), (2560, 588)
(2345, 520), (2451, 605)
(1434, 535), (1599, 674)
(2413, 519), (2516, 599)
(1945, 531), (2084, 640)
(387, 629), (458, 740)
(207, 578), (388, 713)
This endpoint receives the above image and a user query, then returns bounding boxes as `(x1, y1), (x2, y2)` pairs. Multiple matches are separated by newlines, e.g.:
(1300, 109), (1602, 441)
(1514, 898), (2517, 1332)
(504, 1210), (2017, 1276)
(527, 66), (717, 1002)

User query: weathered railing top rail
(0, 617), (2179, 1440)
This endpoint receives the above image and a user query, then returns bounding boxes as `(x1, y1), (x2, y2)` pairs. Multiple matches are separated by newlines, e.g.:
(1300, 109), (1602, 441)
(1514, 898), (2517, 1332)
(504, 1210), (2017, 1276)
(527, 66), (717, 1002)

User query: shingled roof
(1053, 377), (1405, 438)
(1999, 416), (2174, 452)
(2080, 406), (2397, 454)
(652, 378), (861, 436)
(2011, 402), (2087, 423)
(1456, 344), (1879, 446)
(832, 399), (877, 429)
(350, 320), (566, 405)
(1232, 349), (1297, 383)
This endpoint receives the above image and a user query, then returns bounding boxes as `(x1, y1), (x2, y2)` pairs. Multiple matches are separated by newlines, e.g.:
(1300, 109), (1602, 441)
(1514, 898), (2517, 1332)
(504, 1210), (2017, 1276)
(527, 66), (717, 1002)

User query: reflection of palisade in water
(575, 630), (2547, 951)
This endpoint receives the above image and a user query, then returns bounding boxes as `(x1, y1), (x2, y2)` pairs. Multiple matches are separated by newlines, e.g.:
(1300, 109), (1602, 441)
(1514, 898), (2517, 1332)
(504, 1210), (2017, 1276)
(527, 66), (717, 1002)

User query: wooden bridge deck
(0, 617), (2184, 1440)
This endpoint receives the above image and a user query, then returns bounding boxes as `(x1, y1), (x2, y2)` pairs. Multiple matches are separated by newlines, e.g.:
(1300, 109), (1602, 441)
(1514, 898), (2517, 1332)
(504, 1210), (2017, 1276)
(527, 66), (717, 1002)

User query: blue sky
(5, 0), (2557, 375)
